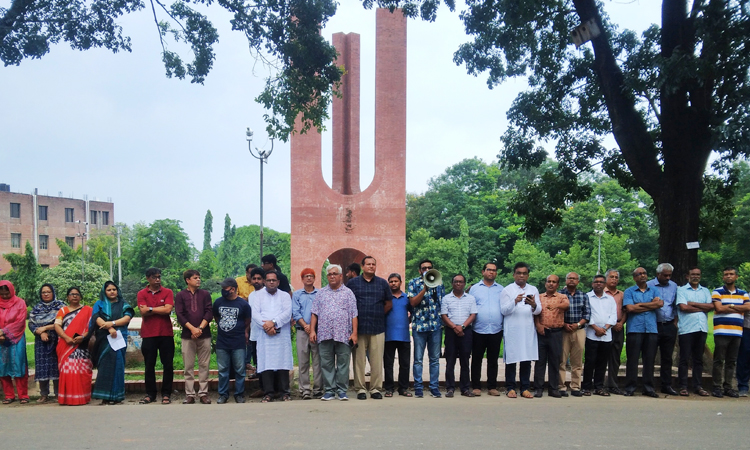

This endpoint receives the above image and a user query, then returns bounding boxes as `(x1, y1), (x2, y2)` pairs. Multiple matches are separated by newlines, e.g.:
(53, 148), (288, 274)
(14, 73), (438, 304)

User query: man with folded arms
(675, 267), (713, 396)
(623, 267), (662, 397)
(441, 274), (478, 398)
(468, 262), (504, 397)
(533, 274), (568, 398)
(292, 268), (323, 400)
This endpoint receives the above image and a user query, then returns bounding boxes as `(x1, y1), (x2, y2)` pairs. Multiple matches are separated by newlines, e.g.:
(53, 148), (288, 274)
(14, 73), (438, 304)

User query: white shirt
(586, 291), (618, 342)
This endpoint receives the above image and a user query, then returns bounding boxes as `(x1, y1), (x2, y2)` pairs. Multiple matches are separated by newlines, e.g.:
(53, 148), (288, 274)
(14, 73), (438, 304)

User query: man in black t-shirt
(213, 278), (252, 404)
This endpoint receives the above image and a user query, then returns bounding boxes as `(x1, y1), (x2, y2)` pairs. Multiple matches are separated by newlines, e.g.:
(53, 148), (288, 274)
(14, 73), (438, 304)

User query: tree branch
(148, 0), (167, 54)
(0, 0), (35, 47)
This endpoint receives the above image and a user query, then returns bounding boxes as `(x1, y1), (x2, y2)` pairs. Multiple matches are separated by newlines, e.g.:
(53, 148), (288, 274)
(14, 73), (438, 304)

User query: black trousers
(444, 328), (472, 392)
(261, 370), (290, 396)
(384, 340), (411, 393)
(582, 338), (612, 391)
(534, 328), (563, 391)
(506, 361), (531, 392)
(141, 336), (175, 399)
(471, 331), (502, 390)
(605, 327), (624, 389)
(678, 331), (707, 391)
(625, 332), (657, 394)
(657, 321), (678, 388)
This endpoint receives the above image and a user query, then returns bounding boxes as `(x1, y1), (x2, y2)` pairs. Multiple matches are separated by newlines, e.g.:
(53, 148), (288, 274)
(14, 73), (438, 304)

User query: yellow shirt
(236, 276), (255, 300)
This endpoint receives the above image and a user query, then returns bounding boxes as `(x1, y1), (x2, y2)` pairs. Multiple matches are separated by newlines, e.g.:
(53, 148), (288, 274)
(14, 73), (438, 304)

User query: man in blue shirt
(384, 273), (412, 397)
(647, 263), (679, 395)
(292, 268), (323, 400)
(347, 256), (392, 400)
(623, 267), (663, 397)
(408, 259), (445, 398)
(675, 267), (713, 396)
(468, 262), (504, 396)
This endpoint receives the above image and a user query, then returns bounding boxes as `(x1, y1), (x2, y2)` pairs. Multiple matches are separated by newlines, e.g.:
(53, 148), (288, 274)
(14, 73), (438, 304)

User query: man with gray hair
(604, 269), (627, 395)
(647, 263), (679, 395)
(310, 264), (358, 401)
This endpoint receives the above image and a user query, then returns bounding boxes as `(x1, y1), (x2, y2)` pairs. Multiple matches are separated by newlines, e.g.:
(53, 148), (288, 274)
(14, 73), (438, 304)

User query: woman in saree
(28, 284), (64, 403)
(91, 281), (133, 405)
(54, 287), (93, 405)
(0, 280), (29, 404)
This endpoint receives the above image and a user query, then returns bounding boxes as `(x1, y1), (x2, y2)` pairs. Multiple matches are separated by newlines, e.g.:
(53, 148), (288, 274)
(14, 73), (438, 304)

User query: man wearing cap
(292, 268), (323, 399)
(252, 270), (294, 402)
(213, 278), (252, 404)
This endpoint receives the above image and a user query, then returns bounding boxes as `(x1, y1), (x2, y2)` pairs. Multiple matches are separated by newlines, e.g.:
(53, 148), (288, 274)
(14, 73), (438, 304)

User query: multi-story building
(0, 184), (114, 274)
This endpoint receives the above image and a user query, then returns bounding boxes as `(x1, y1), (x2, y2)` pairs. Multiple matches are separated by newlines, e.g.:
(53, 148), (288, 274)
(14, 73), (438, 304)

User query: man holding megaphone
(407, 259), (446, 398)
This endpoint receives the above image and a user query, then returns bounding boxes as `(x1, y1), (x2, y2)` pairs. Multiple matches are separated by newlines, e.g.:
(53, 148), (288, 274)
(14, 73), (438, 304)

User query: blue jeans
(217, 348), (246, 397)
(413, 329), (442, 391)
(737, 327), (750, 392)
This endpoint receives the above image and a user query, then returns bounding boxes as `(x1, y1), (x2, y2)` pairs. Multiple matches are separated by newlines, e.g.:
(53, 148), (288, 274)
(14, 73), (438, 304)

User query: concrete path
(0, 393), (745, 449)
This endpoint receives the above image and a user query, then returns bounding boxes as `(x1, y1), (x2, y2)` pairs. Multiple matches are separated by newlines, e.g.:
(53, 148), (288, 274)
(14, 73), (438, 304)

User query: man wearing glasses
(407, 259), (446, 398)
(310, 265), (358, 401)
(468, 262), (504, 396)
(623, 267), (663, 397)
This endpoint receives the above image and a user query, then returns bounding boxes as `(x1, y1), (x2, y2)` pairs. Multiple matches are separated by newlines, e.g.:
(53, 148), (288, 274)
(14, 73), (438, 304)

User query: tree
(1, 0), (343, 139)
(373, 0), (750, 280)
(125, 219), (193, 278)
(39, 261), (111, 305)
(405, 219), (470, 286)
(2, 240), (40, 303)
(203, 209), (213, 252)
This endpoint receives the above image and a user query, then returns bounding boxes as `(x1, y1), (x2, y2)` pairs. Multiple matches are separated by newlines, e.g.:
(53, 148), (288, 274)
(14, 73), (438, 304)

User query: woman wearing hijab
(54, 287), (93, 405)
(28, 284), (65, 403)
(91, 281), (134, 404)
(0, 280), (30, 404)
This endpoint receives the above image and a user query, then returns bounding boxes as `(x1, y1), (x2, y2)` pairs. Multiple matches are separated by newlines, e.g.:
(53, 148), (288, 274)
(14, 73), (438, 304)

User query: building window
(39, 235), (49, 250)
(65, 208), (74, 223)
(41, 264), (50, 269)
(11, 233), (21, 248)
(38, 205), (48, 221)
(65, 236), (75, 248)
(10, 203), (20, 218)
(90, 210), (98, 225)
(102, 211), (109, 225)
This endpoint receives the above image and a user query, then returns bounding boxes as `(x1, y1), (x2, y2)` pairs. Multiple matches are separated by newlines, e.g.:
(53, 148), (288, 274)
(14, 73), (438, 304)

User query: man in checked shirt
(558, 272), (590, 397)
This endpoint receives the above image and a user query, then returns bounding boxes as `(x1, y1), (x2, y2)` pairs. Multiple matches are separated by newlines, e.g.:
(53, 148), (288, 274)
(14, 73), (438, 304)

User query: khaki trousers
(182, 337), (211, 397)
(559, 327), (586, 391)
(296, 328), (323, 396)
(353, 333), (385, 395)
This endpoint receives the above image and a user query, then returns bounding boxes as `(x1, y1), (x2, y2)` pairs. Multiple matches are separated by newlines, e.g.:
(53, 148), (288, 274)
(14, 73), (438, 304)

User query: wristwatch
(149, 307), (153, 313)
(577, 323), (585, 329)
(461, 325), (466, 330)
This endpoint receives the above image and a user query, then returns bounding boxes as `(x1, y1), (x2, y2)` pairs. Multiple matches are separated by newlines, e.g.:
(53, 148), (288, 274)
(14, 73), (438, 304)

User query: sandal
(161, 396), (171, 405)
(139, 396), (154, 404)
(37, 396), (49, 404)
(521, 390), (534, 399)
(385, 391), (394, 398)
(398, 391), (413, 397)
(696, 388), (710, 397)
(594, 389), (610, 397)
(506, 389), (517, 398)
(282, 394), (292, 402)
(679, 389), (689, 397)
(3, 398), (15, 404)
(19, 398), (29, 404)
(582, 390), (592, 396)
(261, 394), (273, 403)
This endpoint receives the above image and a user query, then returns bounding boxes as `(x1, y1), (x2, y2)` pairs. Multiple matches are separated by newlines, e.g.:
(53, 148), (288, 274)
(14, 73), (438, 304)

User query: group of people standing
(2, 254), (749, 405)
(0, 279), (133, 405)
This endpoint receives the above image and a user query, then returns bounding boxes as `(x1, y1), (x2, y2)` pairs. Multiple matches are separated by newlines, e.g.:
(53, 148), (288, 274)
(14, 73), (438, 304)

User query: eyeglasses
(266, 279), (279, 283)
(327, 273), (341, 277)
(420, 266), (433, 271)
(69, 293), (81, 297)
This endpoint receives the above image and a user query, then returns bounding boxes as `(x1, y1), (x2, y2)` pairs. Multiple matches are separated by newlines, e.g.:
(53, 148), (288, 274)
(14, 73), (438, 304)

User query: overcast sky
(1, 1), (660, 248)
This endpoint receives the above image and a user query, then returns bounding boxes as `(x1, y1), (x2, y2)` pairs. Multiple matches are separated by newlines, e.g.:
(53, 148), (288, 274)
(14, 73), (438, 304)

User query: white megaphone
(423, 269), (443, 288)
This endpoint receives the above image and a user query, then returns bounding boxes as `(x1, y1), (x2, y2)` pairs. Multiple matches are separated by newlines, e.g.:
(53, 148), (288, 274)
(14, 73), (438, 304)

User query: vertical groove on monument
(332, 33), (361, 196)
(290, 9), (406, 287)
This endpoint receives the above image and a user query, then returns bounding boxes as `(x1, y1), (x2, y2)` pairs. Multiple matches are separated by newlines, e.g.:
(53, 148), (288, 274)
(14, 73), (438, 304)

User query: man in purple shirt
(174, 270), (213, 404)
(310, 264), (358, 401)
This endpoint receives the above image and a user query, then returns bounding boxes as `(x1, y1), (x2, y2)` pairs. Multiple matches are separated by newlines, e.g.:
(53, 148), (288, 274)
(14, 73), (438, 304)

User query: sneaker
(724, 389), (740, 398)
(357, 393), (367, 400)
(313, 392), (324, 399)
(739, 390), (748, 397)
(414, 390), (424, 398)
(217, 395), (229, 404)
(321, 393), (336, 401)
(429, 388), (442, 398)
(234, 395), (245, 403)
(338, 392), (349, 401)
(371, 392), (383, 399)
(712, 388), (724, 398)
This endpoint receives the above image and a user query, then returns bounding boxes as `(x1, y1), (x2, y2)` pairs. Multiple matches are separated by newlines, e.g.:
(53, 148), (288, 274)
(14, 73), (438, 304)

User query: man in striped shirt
(441, 274), (478, 398)
(711, 267), (750, 398)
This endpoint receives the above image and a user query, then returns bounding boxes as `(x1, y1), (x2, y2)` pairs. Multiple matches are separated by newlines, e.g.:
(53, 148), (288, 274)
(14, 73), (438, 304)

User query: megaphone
(423, 269), (443, 288)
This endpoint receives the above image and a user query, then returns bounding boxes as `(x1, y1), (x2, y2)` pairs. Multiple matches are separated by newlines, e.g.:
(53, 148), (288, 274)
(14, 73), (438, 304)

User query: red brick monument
(290, 8), (406, 286)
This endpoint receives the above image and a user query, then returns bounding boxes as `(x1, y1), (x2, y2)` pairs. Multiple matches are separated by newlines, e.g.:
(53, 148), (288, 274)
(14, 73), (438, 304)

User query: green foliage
(216, 219), (291, 278)
(2, 241), (40, 304)
(39, 261), (111, 305)
(405, 224), (469, 288)
(202, 209), (213, 252)
(125, 219), (194, 277)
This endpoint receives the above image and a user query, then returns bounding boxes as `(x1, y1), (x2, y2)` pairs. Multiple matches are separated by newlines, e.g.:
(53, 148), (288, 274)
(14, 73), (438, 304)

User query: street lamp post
(75, 220), (88, 285)
(246, 128), (274, 262)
